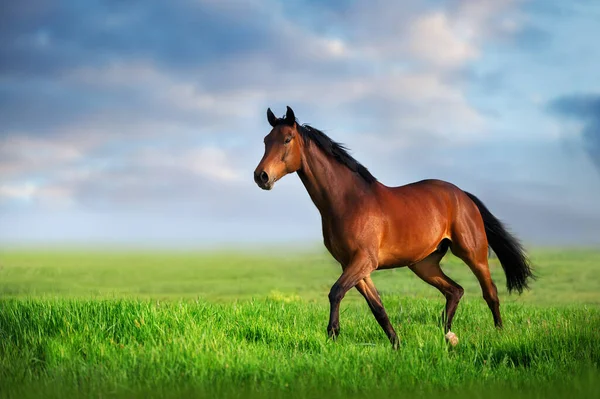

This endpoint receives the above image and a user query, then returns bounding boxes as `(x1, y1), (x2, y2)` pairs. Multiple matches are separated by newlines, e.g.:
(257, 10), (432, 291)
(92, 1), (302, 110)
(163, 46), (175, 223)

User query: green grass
(1, 248), (599, 398)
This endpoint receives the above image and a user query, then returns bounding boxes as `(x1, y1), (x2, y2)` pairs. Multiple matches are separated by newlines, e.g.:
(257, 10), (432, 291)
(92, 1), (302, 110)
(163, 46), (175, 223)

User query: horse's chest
(321, 218), (354, 265)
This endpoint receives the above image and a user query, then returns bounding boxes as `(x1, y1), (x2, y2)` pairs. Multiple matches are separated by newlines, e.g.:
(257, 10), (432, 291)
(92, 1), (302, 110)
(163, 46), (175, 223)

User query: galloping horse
(253, 106), (533, 349)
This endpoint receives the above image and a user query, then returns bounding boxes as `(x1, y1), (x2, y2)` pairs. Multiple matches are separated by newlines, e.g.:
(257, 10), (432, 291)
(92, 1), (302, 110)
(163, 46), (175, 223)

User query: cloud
(1, 0), (525, 186)
(0, 182), (37, 201)
(0, 137), (248, 210)
(0, 0), (525, 141)
(0, 181), (75, 208)
(407, 11), (478, 68)
(134, 146), (243, 182)
(0, 0), (277, 77)
(548, 94), (600, 172)
(549, 95), (600, 119)
(5, 0), (597, 246)
(0, 133), (95, 177)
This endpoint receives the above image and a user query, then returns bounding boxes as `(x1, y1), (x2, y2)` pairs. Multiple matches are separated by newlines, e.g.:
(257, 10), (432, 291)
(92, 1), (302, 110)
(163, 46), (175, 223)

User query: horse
(253, 106), (534, 349)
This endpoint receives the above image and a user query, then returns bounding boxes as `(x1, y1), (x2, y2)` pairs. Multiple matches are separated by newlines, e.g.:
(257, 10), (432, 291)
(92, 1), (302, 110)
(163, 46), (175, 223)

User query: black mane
(270, 113), (377, 184)
(297, 123), (377, 184)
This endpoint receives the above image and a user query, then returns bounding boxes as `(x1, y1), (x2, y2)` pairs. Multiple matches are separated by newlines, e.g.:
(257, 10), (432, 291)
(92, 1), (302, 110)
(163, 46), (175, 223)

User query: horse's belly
(376, 228), (448, 269)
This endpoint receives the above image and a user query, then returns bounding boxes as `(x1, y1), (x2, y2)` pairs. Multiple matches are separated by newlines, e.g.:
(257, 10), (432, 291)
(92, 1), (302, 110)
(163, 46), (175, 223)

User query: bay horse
(253, 106), (533, 349)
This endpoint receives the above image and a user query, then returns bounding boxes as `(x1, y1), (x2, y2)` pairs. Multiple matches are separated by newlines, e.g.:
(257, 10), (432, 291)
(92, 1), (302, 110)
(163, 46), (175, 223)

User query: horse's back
(390, 178), (460, 192)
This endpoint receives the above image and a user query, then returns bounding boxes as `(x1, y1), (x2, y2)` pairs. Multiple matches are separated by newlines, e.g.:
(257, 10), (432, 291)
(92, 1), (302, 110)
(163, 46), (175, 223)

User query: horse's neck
(297, 141), (367, 218)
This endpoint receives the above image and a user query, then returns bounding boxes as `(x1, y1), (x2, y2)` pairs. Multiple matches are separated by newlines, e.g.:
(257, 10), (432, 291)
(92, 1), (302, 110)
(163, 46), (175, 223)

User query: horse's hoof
(327, 327), (340, 341)
(391, 337), (400, 350)
(445, 331), (459, 347)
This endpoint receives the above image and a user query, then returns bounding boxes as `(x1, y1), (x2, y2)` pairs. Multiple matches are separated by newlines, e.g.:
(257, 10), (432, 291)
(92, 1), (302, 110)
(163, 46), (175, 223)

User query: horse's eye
(284, 136), (292, 144)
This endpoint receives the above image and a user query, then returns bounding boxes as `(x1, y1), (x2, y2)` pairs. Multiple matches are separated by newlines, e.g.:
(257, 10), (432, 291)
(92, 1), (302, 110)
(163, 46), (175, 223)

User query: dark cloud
(512, 25), (552, 50)
(548, 94), (600, 172)
(0, 0), (282, 137)
(0, 74), (222, 137)
(0, 78), (118, 134)
(0, 0), (276, 77)
(549, 95), (600, 119)
(0, 0), (365, 138)
(521, 1), (597, 18)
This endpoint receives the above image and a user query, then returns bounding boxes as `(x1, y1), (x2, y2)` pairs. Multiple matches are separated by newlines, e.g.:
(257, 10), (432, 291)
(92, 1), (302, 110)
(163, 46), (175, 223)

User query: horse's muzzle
(254, 170), (273, 190)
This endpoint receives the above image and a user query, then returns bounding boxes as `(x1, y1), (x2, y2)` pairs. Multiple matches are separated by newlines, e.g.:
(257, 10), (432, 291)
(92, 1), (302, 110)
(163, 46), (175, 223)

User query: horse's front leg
(327, 252), (376, 340)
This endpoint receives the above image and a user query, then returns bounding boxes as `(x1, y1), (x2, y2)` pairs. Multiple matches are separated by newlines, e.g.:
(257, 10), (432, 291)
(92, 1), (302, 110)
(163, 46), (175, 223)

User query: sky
(1, 0), (599, 248)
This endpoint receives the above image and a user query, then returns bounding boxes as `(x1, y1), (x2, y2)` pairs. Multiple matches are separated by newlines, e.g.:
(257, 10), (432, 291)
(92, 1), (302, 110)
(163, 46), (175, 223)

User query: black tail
(465, 192), (534, 294)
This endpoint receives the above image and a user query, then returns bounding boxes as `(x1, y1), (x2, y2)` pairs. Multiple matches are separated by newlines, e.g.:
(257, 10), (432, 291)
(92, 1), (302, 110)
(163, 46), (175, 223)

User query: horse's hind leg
(470, 259), (502, 328)
(451, 241), (503, 328)
(409, 251), (464, 334)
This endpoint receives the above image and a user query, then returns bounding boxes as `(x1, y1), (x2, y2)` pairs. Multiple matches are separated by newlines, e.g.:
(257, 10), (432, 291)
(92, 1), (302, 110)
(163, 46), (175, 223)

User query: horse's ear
(285, 106), (295, 126)
(267, 108), (278, 127)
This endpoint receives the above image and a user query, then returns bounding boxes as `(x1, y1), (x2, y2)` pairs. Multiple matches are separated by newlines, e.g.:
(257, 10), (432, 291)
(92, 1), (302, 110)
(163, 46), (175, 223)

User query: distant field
(1, 248), (599, 398)
(2, 248), (600, 304)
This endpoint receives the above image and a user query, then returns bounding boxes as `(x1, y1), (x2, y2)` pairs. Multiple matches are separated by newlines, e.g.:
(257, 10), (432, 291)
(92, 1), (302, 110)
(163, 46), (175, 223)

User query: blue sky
(1, 0), (599, 248)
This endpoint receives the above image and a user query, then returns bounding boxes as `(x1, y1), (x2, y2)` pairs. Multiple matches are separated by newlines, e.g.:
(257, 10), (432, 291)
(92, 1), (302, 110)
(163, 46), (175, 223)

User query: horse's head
(254, 106), (303, 190)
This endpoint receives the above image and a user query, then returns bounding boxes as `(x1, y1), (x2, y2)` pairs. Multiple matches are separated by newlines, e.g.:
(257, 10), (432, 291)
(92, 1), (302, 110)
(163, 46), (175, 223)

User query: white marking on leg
(445, 331), (459, 347)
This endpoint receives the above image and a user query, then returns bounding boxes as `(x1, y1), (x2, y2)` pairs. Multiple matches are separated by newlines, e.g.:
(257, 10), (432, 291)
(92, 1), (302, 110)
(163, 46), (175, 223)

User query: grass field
(1, 248), (599, 398)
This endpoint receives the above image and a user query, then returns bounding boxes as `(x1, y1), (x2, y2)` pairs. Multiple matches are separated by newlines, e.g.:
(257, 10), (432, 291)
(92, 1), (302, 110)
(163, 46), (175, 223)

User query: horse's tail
(465, 192), (535, 294)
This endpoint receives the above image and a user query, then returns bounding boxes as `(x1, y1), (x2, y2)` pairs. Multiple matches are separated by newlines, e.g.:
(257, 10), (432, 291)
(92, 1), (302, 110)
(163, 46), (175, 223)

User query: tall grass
(1, 248), (599, 398)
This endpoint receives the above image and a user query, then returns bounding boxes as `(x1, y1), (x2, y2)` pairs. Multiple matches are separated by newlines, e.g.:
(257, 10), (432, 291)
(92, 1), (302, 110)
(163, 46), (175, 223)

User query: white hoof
(445, 331), (459, 347)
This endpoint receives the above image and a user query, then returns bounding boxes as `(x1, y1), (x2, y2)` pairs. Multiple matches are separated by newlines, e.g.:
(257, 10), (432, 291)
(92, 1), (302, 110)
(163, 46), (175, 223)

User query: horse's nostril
(260, 171), (269, 183)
